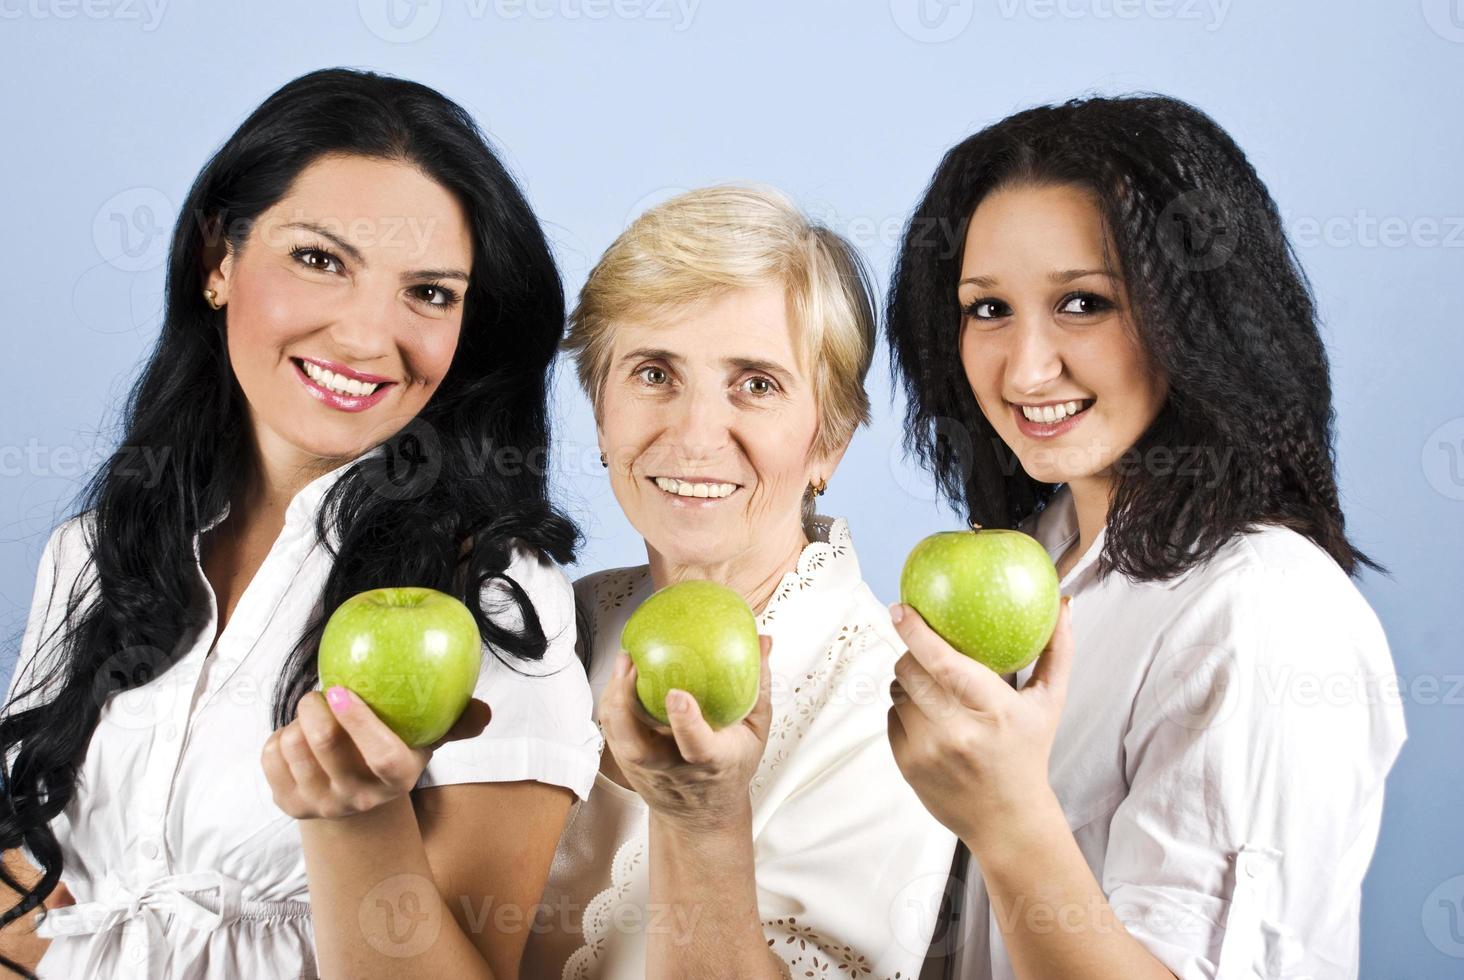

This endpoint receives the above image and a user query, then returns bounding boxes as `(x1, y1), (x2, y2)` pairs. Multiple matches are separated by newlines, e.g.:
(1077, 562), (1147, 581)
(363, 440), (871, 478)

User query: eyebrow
(616, 347), (796, 384)
(283, 221), (470, 283)
(958, 268), (1117, 289)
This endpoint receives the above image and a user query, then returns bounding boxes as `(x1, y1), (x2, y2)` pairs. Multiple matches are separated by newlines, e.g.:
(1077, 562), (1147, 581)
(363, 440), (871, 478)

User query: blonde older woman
(519, 186), (958, 979)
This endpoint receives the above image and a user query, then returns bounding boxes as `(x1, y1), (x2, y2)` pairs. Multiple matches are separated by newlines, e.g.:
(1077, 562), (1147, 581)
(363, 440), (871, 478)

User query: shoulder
(1152, 524), (1394, 682)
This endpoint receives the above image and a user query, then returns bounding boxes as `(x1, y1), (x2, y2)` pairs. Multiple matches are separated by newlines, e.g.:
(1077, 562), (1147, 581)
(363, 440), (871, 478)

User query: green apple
(620, 580), (761, 729)
(318, 586), (482, 748)
(899, 526), (1060, 673)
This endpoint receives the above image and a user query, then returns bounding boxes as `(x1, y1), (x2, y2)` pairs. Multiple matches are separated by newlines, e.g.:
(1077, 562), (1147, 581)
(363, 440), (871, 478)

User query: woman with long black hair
(0, 68), (602, 979)
(884, 95), (1407, 979)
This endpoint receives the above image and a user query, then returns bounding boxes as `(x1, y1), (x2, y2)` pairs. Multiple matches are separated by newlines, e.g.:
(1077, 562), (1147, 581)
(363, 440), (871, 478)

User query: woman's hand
(598, 636), (774, 835)
(886, 596), (1073, 855)
(262, 687), (492, 820)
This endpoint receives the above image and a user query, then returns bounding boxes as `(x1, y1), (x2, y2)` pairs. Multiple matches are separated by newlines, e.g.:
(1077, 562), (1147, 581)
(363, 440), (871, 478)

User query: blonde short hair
(563, 184), (876, 465)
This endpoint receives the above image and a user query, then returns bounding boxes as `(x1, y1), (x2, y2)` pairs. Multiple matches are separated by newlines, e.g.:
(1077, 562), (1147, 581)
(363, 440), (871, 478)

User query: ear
(200, 219), (237, 305)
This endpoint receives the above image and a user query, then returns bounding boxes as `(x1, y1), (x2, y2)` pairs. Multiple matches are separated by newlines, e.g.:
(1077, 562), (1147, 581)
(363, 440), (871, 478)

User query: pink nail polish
(888, 602), (905, 624)
(326, 686), (351, 712)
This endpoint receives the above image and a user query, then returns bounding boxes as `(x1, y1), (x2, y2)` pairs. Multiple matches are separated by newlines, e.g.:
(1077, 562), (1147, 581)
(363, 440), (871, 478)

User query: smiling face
(597, 282), (837, 571)
(204, 153), (473, 475)
(957, 182), (1168, 487)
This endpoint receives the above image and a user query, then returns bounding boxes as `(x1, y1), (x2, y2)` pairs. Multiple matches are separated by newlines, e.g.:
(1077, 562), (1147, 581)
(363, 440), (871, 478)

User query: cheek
(228, 263), (325, 356)
(959, 333), (1006, 419)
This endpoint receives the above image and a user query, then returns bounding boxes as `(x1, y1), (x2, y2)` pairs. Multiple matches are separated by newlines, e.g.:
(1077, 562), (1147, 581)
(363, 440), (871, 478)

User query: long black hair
(886, 93), (1380, 582)
(0, 67), (579, 975)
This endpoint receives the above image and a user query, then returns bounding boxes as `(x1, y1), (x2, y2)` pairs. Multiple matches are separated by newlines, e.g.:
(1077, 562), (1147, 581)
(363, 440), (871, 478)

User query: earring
(599, 452), (608, 468)
(810, 477), (827, 497)
(203, 288), (223, 311)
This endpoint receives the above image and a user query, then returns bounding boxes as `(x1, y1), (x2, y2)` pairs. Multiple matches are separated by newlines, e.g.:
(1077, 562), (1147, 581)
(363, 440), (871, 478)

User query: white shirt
(2, 449), (603, 980)
(933, 485), (1407, 980)
(520, 514), (960, 980)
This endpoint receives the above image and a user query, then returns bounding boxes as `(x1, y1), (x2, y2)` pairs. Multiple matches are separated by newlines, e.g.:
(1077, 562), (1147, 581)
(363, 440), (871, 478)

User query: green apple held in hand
(620, 580), (761, 729)
(318, 587), (483, 748)
(899, 525), (1061, 673)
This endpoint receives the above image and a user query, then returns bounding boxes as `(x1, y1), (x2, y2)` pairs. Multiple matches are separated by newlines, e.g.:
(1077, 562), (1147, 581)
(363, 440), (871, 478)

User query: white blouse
(930, 485), (1407, 980)
(520, 514), (960, 980)
(2, 449), (603, 980)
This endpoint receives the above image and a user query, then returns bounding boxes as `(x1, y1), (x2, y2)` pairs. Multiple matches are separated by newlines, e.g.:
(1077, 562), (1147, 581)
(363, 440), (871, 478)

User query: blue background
(1, 1), (1460, 973)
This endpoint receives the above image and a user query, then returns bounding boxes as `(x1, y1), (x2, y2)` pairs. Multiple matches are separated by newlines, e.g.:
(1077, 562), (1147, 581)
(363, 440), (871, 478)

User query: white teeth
(1021, 400), (1089, 424)
(653, 477), (738, 499)
(301, 361), (381, 398)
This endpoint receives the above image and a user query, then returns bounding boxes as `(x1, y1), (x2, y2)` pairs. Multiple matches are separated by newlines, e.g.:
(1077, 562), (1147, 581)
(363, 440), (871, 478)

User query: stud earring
(203, 288), (223, 311)
(810, 477), (827, 497)
(599, 452), (608, 468)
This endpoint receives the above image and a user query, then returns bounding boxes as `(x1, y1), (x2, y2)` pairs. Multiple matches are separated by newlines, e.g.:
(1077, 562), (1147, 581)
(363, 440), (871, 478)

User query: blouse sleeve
(414, 543), (604, 801)
(3, 518), (84, 724)
(751, 625), (960, 979)
(1101, 564), (1407, 978)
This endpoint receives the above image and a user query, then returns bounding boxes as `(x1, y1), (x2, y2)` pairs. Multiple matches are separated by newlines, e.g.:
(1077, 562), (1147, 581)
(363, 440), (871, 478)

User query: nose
(1004, 317), (1064, 399)
(662, 383), (734, 463)
(327, 288), (399, 365)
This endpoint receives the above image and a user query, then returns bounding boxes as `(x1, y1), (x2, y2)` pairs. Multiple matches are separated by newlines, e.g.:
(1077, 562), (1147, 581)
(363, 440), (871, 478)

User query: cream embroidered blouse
(519, 514), (959, 979)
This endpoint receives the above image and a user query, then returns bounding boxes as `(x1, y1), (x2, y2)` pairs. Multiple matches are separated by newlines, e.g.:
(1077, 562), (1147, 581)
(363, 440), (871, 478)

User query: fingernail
(613, 652), (628, 679)
(667, 690), (688, 714)
(326, 686), (351, 712)
(888, 602), (905, 624)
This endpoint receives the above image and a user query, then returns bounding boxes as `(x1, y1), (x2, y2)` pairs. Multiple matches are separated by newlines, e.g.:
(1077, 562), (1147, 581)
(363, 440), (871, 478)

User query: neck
(645, 517), (810, 617)
(1062, 472), (1113, 571)
(233, 427), (351, 532)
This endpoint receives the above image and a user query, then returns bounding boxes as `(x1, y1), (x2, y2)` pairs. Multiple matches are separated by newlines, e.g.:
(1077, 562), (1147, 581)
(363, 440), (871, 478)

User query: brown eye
(290, 246), (341, 274)
(744, 376), (774, 396)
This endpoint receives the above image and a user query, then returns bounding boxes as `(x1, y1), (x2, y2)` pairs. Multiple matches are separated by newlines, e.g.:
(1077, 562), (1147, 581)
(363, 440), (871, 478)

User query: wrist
(961, 782), (1067, 872)
(649, 799), (753, 848)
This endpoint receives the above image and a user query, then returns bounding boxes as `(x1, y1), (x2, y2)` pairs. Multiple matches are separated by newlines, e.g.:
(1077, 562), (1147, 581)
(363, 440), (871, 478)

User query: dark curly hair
(0, 67), (579, 977)
(885, 93), (1380, 583)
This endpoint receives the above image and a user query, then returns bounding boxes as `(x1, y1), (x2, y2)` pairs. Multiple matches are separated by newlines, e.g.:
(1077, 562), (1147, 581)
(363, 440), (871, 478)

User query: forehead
(609, 282), (805, 371)
(261, 153), (473, 263)
(961, 183), (1108, 270)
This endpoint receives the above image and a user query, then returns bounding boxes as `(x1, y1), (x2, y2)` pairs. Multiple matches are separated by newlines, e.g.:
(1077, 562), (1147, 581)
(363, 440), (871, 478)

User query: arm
(298, 778), (573, 979)
(888, 598), (1179, 980)
(598, 643), (786, 980)
(0, 849), (76, 974)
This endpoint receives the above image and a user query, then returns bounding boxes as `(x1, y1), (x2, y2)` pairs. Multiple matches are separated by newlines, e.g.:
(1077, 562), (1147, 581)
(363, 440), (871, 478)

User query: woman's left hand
(261, 687), (493, 820)
(598, 635), (774, 835)
(887, 596), (1073, 853)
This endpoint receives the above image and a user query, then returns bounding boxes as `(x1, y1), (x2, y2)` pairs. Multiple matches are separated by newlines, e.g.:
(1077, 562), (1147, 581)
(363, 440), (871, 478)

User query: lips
(291, 358), (395, 413)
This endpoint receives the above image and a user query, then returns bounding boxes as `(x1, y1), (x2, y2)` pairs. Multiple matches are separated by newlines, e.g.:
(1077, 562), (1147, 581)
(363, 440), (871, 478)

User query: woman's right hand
(597, 637), (774, 835)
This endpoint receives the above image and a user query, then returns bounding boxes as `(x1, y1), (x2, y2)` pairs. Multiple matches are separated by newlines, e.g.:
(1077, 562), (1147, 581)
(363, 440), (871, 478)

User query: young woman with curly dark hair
(883, 95), (1406, 979)
(0, 68), (602, 979)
